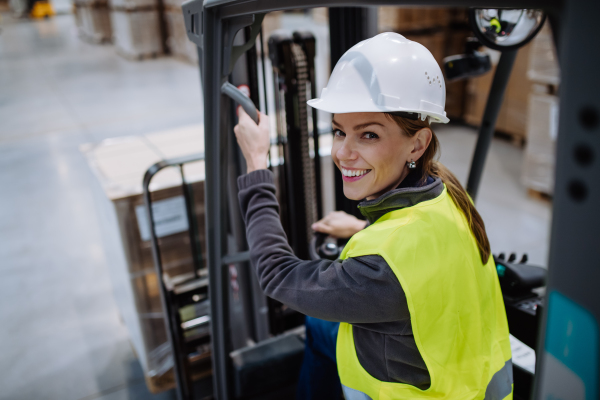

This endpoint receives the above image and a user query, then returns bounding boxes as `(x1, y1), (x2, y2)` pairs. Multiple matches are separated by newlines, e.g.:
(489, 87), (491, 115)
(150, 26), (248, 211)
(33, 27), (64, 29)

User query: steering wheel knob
(320, 242), (340, 259)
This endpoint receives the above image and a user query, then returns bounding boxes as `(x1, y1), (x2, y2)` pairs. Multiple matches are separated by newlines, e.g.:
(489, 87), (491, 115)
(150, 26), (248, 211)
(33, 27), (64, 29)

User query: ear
(411, 128), (432, 161)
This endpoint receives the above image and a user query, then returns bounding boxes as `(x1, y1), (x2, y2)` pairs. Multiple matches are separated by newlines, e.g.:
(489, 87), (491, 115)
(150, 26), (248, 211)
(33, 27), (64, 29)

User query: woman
(234, 32), (512, 400)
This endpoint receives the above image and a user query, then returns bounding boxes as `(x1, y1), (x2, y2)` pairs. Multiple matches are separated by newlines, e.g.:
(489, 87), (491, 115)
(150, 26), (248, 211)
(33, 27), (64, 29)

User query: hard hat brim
(307, 98), (450, 124)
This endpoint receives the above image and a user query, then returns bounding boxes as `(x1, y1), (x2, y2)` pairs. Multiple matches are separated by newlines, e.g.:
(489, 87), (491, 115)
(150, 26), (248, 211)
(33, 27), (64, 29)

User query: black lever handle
(221, 82), (259, 124)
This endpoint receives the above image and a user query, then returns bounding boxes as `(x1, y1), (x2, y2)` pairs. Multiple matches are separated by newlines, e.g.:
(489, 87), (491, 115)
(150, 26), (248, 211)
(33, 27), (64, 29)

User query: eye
(333, 129), (346, 138)
(364, 132), (379, 139)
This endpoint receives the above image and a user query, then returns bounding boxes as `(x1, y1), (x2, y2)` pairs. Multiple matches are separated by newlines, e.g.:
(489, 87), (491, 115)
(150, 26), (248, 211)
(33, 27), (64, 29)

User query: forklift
(142, 1), (600, 399)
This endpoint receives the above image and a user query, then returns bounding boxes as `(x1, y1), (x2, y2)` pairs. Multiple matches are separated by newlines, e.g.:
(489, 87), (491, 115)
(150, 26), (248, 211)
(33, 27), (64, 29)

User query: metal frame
(181, 0), (600, 399)
(142, 153), (208, 400)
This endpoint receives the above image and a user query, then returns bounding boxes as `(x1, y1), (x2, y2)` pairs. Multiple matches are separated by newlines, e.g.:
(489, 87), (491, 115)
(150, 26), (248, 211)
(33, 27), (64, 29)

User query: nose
(335, 136), (358, 162)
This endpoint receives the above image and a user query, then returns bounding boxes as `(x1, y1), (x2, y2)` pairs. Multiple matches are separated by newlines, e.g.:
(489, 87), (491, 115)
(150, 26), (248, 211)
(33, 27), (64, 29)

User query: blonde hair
(385, 113), (491, 264)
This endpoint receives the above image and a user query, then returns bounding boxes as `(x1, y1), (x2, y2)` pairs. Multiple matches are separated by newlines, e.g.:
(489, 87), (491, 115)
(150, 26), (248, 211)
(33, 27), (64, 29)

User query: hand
(233, 107), (271, 173)
(311, 211), (367, 239)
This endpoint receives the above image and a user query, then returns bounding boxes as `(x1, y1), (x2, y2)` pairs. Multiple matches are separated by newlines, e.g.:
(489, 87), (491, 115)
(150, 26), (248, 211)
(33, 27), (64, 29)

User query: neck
(366, 167), (411, 200)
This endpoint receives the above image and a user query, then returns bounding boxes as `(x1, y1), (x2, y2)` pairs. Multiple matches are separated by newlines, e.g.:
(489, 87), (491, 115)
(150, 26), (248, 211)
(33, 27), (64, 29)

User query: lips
(341, 167), (371, 182)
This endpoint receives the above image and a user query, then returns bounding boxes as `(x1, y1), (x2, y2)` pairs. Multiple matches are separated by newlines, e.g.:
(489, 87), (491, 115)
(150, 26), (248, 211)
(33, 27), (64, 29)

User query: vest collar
(358, 176), (444, 224)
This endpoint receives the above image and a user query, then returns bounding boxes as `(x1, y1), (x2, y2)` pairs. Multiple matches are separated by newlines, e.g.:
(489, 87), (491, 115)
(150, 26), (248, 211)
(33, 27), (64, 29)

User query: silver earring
(407, 160), (416, 169)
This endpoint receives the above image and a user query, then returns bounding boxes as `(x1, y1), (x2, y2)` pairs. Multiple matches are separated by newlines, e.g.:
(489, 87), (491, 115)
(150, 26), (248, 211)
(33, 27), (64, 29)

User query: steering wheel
(308, 232), (347, 261)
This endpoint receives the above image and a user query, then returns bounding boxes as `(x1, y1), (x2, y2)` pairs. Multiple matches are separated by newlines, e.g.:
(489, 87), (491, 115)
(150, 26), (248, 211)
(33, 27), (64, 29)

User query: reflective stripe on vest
(337, 186), (513, 400)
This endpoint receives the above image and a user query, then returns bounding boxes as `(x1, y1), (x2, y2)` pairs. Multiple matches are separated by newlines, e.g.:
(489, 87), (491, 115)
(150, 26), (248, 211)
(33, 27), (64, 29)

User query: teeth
(342, 168), (370, 177)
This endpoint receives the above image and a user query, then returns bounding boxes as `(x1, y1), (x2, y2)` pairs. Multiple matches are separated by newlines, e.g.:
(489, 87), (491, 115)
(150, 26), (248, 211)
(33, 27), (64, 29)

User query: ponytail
(385, 113), (491, 264)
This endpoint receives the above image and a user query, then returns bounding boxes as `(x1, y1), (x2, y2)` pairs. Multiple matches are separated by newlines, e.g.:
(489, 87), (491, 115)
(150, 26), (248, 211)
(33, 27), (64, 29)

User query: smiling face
(331, 112), (431, 201)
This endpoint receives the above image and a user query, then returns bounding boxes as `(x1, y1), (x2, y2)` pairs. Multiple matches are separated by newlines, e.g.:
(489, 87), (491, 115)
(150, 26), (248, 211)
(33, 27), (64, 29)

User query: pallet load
(82, 126), (211, 393)
(109, 0), (163, 60)
(163, 0), (197, 64)
(74, 0), (112, 44)
(522, 22), (560, 196)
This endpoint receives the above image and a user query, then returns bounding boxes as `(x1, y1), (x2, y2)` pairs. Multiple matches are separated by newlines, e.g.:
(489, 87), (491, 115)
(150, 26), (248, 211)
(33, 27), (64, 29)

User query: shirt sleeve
(237, 169), (410, 324)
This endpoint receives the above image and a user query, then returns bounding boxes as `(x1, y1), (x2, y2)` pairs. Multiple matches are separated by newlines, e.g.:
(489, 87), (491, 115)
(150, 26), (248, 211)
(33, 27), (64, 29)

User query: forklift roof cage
(182, 0), (600, 398)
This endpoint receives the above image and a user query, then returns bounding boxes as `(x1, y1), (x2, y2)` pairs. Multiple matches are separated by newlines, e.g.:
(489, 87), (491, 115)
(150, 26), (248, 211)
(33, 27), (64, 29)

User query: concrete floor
(0, 11), (551, 400)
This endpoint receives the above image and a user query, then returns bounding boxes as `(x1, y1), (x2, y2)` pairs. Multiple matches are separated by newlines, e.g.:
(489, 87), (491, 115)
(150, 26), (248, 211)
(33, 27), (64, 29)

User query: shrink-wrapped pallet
(164, 9), (198, 64)
(522, 93), (558, 195)
(109, 0), (156, 11)
(111, 9), (163, 59)
(78, 4), (112, 44)
(81, 125), (210, 393)
(528, 22), (559, 86)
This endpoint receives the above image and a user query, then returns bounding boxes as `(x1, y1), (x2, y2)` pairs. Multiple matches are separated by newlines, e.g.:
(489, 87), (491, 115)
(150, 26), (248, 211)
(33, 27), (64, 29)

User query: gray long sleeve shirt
(238, 169), (444, 389)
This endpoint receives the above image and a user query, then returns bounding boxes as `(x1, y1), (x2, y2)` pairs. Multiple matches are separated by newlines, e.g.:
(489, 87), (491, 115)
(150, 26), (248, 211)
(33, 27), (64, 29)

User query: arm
(238, 169), (410, 323)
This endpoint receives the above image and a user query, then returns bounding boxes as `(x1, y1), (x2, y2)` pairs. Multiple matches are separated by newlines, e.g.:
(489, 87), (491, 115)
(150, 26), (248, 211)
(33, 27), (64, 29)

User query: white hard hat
(307, 32), (449, 124)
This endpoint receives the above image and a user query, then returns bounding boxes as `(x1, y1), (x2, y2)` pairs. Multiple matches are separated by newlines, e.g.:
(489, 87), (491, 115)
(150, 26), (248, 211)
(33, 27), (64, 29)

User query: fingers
(311, 221), (332, 234)
(237, 106), (264, 126)
(258, 111), (268, 128)
(238, 106), (251, 124)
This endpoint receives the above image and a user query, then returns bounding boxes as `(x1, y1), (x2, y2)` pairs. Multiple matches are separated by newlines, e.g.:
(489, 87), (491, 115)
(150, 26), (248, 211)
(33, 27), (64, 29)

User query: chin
(343, 187), (366, 201)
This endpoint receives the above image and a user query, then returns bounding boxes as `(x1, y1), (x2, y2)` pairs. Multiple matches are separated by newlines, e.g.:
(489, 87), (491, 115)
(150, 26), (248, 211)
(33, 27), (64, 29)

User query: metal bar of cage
(466, 49), (518, 200)
(142, 153), (206, 400)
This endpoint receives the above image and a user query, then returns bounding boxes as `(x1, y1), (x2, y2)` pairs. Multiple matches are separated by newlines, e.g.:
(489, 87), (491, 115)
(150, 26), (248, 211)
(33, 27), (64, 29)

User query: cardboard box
(82, 125), (208, 392)
(522, 93), (558, 195)
(76, 4), (112, 44)
(311, 7), (328, 25)
(259, 10), (283, 56)
(111, 9), (163, 59)
(109, 0), (156, 12)
(164, 9), (199, 64)
(378, 7), (449, 33)
(464, 42), (534, 143)
(528, 21), (559, 86)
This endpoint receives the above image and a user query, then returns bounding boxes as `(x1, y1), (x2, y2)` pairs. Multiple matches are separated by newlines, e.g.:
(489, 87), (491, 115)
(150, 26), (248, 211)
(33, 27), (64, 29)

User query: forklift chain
(290, 42), (318, 244)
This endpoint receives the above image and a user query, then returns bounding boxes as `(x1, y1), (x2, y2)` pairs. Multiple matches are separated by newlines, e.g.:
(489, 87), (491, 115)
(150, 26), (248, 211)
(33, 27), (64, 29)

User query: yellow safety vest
(337, 186), (512, 400)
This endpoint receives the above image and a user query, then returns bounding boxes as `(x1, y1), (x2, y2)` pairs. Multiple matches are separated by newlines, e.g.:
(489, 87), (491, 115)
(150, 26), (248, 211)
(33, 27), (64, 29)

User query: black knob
(520, 254), (528, 264)
(319, 242), (340, 260)
(508, 253), (516, 263)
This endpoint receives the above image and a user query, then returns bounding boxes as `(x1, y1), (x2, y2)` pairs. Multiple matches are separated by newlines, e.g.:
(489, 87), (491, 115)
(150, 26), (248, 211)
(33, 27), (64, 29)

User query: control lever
(494, 255), (546, 295)
(221, 82), (259, 124)
(309, 232), (346, 261)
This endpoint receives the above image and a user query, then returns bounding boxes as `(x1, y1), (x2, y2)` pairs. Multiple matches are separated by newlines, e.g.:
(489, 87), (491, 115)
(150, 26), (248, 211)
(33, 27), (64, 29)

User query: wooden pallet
(146, 363), (213, 393)
(528, 188), (552, 202)
(115, 47), (163, 61)
(79, 32), (112, 44)
(495, 131), (526, 148)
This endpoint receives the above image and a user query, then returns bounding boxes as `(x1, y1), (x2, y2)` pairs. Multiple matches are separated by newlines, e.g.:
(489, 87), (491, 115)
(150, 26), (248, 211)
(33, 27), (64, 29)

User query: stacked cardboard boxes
(522, 92), (558, 195)
(109, 0), (163, 59)
(74, 0), (112, 44)
(522, 22), (560, 195)
(82, 125), (210, 392)
(163, 0), (198, 64)
(378, 7), (450, 32)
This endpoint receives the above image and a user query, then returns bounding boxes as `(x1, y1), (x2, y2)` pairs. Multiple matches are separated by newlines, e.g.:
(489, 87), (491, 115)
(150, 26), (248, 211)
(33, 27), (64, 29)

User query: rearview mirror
(469, 8), (546, 51)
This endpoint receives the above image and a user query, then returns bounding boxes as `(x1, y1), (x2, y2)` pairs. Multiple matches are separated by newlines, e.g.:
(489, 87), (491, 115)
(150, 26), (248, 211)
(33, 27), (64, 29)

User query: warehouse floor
(0, 12), (551, 400)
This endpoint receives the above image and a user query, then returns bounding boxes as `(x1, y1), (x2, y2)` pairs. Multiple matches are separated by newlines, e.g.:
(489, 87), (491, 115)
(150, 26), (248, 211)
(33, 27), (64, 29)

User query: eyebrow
(332, 119), (384, 131)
